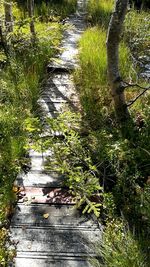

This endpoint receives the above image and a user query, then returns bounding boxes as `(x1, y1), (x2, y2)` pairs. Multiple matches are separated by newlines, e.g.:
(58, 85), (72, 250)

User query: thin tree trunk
(0, 20), (9, 57)
(106, 0), (130, 122)
(4, 1), (13, 32)
(28, 0), (36, 39)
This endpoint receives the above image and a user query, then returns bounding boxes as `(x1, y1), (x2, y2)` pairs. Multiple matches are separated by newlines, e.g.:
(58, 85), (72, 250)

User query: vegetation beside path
(76, 0), (150, 266)
(0, 0), (77, 265)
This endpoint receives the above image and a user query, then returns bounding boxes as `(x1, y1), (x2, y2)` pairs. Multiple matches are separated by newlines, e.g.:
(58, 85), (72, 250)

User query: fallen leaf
(49, 191), (54, 198)
(43, 213), (49, 219)
(12, 186), (18, 193)
(23, 197), (28, 202)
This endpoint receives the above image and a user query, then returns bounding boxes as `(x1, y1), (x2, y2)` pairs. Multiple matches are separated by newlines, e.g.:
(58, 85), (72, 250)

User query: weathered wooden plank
(17, 187), (74, 204)
(16, 171), (64, 187)
(37, 101), (65, 112)
(29, 150), (52, 158)
(10, 227), (100, 254)
(11, 204), (97, 228)
(10, 257), (92, 267)
(48, 73), (73, 85)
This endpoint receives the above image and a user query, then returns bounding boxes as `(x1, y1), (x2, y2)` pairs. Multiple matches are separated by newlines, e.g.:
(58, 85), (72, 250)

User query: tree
(106, 0), (129, 122)
(4, 1), (13, 33)
(28, 0), (36, 39)
(106, 0), (149, 123)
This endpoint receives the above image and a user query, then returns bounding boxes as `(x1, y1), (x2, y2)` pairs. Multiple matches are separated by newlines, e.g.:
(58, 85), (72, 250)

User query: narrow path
(9, 1), (102, 266)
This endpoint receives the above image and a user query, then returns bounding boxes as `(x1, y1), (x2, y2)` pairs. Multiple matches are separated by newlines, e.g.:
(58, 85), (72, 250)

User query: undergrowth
(91, 220), (148, 267)
(87, 0), (113, 29)
(14, 0), (77, 21)
(0, 0), (77, 265)
(74, 0), (150, 266)
(75, 26), (134, 127)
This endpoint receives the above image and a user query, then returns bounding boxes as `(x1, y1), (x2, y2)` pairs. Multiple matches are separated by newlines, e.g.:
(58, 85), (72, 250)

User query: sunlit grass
(76, 2), (150, 267)
(124, 9), (150, 57)
(91, 220), (148, 267)
(75, 26), (133, 125)
(34, 0), (77, 20)
(0, 1), (66, 264)
(87, 0), (113, 28)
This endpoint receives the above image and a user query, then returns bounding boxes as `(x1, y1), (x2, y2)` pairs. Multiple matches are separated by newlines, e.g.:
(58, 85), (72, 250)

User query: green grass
(0, 0), (77, 264)
(13, 0), (77, 21)
(75, 1), (150, 266)
(35, 0), (77, 21)
(124, 9), (150, 59)
(75, 26), (133, 126)
(91, 220), (148, 267)
(87, 0), (113, 28)
(0, 20), (62, 224)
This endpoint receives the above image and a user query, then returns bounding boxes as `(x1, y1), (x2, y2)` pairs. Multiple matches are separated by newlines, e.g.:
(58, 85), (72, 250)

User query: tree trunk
(4, 1), (13, 32)
(0, 20), (9, 57)
(106, 0), (130, 122)
(28, 0), (36, 39)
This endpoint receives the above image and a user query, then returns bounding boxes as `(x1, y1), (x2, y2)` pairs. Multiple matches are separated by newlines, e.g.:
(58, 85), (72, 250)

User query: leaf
(83, 204), (90, 214)
(12, 186), (18, 193)
(43, 213), (49, 219)
(23, 197), (28, 202)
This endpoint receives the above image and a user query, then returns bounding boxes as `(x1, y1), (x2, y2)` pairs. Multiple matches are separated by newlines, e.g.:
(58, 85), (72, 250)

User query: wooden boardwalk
(9, 1), (102, 266)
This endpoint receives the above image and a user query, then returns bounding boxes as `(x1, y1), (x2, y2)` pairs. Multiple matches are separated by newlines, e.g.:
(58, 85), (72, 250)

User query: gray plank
(9, 257), (91, 267)
(10, 227), (100, 254)
(11, 204), (97, 229)
(16, 171), (64, 187)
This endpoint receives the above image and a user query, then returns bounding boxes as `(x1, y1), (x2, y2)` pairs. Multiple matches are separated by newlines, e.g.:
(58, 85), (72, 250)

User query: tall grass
(91, 220), (147, 267)
(124, 9), (150, 59)
(0, 21), (62, 226)
(0, 1), (69, 264)
(35, 0), (77, 20)
(87, 0), (113, 28)
(14, 0), (77, 21)
(75, 26), (133, 126)
(75, 1), (150, 266)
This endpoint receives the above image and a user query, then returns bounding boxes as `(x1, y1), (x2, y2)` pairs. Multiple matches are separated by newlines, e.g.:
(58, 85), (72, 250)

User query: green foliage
(75, 26), (134, 127)
(33, 111), (102, 217)
(0, 1), (70, 264)
(0, 20), (62, 218)
(0, 228), (15, 266)
(91, 220), (148, 267)
(14, 0), (77, 21)
(75, 0), (150, 265)
(34, 0), (77, 21)
(87, 0), (113, 28)
(124, 10), (150, 66)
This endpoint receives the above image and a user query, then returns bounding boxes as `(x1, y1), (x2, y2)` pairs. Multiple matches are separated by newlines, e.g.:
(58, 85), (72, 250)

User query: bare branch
(124, 81), (150, 91)
(127, 88), (149, 107)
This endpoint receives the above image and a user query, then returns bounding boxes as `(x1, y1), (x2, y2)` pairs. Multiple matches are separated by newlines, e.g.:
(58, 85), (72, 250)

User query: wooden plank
(12, 257), (92, 267)
(16, 172), (64, 188)
(10, 227), (100, 254)
(11, 204), (97, 229)
(17, 187), (75, 204)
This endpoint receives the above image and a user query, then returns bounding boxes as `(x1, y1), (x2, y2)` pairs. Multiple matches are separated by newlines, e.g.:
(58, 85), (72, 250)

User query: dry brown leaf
(12, 186), (18, 193)
(43, 213), (49, 219)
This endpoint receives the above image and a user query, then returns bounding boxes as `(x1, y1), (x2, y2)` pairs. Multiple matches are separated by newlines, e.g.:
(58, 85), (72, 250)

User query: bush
(92, 220), (148, 267)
